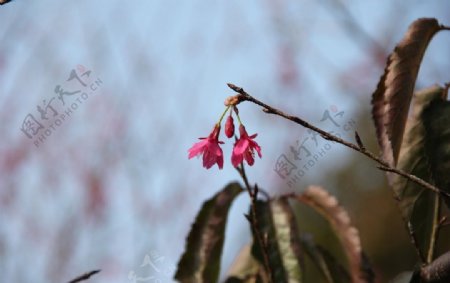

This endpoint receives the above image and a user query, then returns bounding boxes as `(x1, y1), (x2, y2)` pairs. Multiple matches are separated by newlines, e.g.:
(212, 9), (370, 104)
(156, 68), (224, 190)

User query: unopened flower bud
(225, 115), (235, 138)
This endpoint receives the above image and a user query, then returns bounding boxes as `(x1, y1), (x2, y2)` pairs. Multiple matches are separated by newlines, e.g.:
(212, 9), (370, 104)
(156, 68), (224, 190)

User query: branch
(67, 270), (100, 283)
(427, 193), (440, 263)
(235, 164), (273, 282)
(0, 0), (14, 5)
(227, 83), (449, 199)
(438, 216), (450, 228)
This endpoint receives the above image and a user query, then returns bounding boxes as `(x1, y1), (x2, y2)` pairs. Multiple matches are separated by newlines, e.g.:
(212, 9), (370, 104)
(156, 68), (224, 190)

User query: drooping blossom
(188, 125), (224, 169)
(225, 114), (235, 138)
(231, 125), (262, 167)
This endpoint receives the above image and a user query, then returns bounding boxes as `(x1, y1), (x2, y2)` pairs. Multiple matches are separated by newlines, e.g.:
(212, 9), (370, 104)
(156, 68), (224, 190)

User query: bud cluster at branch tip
(188, 100), (261, 170)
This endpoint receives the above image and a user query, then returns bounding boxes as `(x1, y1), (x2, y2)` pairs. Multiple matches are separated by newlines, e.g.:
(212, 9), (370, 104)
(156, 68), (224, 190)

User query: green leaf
(421, 88), (450, 205)
(300, 234), (350, 283)
(251, 197), (304, 283)
(393, 85), (450, 262)
(175, 182), (243, 283)
(371, 18), (444, 169)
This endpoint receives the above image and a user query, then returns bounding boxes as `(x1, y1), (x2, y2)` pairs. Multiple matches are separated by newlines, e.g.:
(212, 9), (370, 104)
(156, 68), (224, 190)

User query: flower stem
(235, 164), (273, 282)
(235, 109), (243, 125)
(217, 106), (230, 125)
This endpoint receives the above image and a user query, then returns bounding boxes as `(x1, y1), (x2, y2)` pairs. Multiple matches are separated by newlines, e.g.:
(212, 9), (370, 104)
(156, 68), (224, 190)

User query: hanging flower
(225, 114), (235, 138)
(231, 125), (262, 167)
(188, 125), (224, 169)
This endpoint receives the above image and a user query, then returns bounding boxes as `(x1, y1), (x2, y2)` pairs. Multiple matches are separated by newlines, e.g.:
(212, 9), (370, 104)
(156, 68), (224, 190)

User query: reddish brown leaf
(371, 18), (445, 169)
(297, 186), (373, 283)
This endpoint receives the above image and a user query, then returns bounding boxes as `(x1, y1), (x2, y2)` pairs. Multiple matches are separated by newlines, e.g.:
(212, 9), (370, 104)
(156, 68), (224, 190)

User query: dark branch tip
(227, 83), (243, 93)
(355, 131), (366, 150)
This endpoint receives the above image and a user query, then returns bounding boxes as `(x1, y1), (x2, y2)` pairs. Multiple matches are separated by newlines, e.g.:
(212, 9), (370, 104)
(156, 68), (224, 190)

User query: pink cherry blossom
(231, 125), (262, 167)
(188, 125), (224, 169)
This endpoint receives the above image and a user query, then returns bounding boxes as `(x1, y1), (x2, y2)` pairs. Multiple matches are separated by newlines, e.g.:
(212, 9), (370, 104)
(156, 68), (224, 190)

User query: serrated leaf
(371, 18), (444, 170)
(297, 186), (373, 283)
(223, 243), (269, 283)
(422, 89), (450, 204)
(175, 182), (243, 283)
(300, 234), (350, 283)
(251, 197), (304, 283)
(393, 85), (450, 262)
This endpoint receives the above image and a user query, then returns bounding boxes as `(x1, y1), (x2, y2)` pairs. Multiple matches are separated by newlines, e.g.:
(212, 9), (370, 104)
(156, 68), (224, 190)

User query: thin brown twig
(427, 193), (440, 263)
(67, 270), (100, 283)
(407, 223), (427, 264)
(236, 164), (253, 196)
(436, 215), (450, 236)
(227, 83), (449, 199)
(239, 163), (270, 199)
(235, 164), (273, 282)
(0, 0), (14, 5)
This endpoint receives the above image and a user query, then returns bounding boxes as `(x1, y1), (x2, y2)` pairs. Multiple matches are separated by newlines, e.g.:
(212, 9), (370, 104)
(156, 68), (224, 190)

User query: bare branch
(67, 270), (100, 283)
(235, 164), (273, 282)
(227, 83), (449, 199)
(355, 131), (365, 150)
(0, 0), (14, 5)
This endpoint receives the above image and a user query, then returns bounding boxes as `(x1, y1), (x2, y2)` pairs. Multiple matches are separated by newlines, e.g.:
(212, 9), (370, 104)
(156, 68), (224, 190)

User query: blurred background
(0, 1), (449, 282)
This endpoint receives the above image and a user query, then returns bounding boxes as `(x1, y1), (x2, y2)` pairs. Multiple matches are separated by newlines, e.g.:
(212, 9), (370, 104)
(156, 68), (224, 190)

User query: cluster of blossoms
(188, 96), (262, 169)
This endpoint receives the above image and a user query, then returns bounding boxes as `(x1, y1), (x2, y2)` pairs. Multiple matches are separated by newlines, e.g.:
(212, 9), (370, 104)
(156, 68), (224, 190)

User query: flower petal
(250, 141), (262, 158)
(231, 150), (244, 167)
(208, 141), (223, 157)
(233, 138), (249, 155)
(203, 149), (216, 169)
(217, 153), (224, 169)
(244, 150), (255, 166)
(188, 140), (208, 159)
